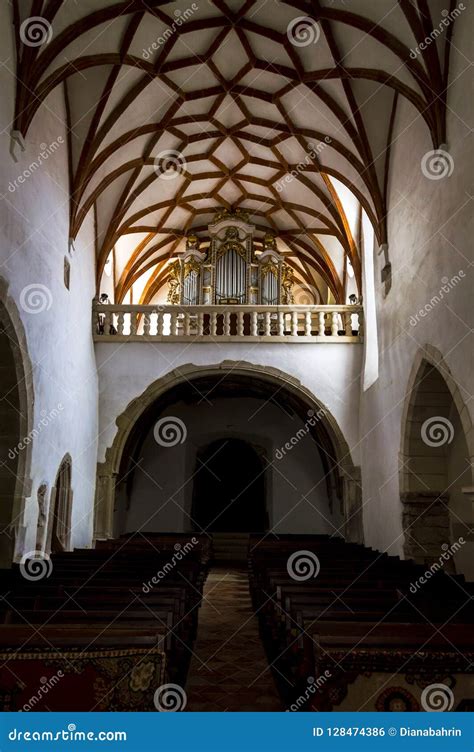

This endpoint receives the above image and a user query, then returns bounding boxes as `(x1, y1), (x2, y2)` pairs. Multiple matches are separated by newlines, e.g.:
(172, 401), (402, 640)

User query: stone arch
(45, 454), (73, 554)
(399, 344), (473, 568)
(0, 276), (34, 566)
(94, 361), (362, 543)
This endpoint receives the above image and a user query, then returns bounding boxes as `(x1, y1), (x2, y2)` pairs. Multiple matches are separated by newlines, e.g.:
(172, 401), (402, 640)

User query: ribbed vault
(13, 0), (453, 302)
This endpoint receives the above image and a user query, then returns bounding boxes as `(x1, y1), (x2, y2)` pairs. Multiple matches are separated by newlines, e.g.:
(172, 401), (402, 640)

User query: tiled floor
(185, 567), (282, 711)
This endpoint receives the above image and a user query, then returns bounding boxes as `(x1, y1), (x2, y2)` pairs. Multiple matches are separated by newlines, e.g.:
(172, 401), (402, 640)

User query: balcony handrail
(93, 303), (362, 313)
(93, 303), (364, 343)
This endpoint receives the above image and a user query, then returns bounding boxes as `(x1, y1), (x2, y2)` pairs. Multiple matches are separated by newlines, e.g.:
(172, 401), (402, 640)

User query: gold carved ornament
(166, 260), (181, 304)
(281, 264), (295, 304)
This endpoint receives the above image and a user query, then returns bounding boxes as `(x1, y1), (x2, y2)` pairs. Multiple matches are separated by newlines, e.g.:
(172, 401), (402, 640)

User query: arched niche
(45, 455), (73, 554)
(399, 345), (473, 577)
(94, 362), (362, 544)
(0, 277), (34, 566)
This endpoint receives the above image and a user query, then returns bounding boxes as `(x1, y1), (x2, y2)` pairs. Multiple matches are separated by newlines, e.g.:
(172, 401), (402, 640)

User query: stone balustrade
(93, 304), (364, 343)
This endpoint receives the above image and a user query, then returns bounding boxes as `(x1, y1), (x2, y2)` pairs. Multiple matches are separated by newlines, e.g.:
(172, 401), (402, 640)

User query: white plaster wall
(0, 7), (98, 554)
(117, 397), (343, 536)
(359, 9), (473, 560)
(94, 342), (363, 469)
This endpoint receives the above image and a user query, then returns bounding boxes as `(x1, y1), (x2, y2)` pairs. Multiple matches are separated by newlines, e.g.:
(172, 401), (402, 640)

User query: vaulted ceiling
(13, 0), (452, 302)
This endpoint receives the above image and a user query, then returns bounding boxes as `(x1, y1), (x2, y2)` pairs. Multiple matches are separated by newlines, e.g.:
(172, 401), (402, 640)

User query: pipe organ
(167, 210), (294, 306)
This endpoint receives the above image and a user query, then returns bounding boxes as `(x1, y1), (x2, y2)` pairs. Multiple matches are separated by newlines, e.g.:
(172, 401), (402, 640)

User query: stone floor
(185, 567), (282, 711)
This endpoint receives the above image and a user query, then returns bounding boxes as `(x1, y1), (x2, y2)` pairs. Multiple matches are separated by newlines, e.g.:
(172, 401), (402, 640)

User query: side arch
(399, 344), (473, 569)
(94, 361), (363, 543)
(0, 276), (34, 565)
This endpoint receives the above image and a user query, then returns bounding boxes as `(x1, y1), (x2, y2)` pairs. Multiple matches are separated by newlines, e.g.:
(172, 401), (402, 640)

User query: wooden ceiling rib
(12, 0), (451, 302)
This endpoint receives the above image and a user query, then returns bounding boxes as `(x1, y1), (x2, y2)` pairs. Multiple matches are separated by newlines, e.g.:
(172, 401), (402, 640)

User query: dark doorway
(192, 439), (267, 532)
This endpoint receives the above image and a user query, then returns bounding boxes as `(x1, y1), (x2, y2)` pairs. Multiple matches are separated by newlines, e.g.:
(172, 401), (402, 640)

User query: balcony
(93, 304), (363, 343)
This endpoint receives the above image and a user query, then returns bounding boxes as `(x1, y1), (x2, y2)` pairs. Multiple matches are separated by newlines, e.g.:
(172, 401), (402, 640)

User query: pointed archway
(400, 346), (473, 577)
(0, 277), (34, 566)
(192, 439), (268, 533)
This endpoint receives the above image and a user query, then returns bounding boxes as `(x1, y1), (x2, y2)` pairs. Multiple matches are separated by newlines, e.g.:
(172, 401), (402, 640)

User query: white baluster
(198, 312), (204, 336)
(278, 311), (284, 336)
(305, 310), (312, 336)
(169, 311), (176, 336)
(130, 312), (138, 335)
(318, 311), (325, 336)
(224, 311), (231, 336)
(291, 311), (298, 336)
(265, 311), (271, 336)
(345, 311), (352, 336)
(211, 312), (217, 337)
(156, 311), (163, 337)
(251, 311), (258, 337)
(116, 312), (124, 336)
(143, 312), (151, 336)
(331, 311), (339, 336)
(238, 311), (244, 336)
(184, 311), (191, 336)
